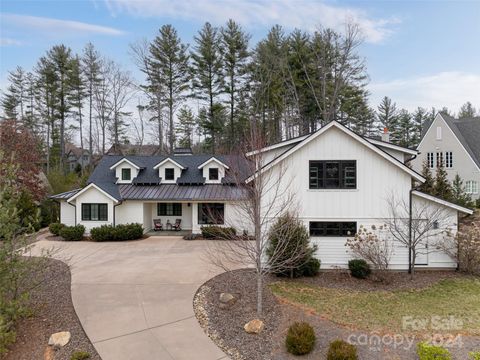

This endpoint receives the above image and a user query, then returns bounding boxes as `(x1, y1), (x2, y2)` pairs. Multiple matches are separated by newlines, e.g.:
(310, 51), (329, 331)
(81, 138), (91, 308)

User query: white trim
(109, 158), (140, 170)
(246, 121), (425, 183)
(412, 190), (473, 215)
(67, 183), (120, 204)
(153, 158), (186, 170)
(368, 139), (419, 155)
(245, 135), (308, 156)
(197, 157), (230, 170)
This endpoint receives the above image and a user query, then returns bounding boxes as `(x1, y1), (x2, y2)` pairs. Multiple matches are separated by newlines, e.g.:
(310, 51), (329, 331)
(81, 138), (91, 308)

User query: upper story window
(209, 168), (219, 181)
(436, 126), (442, 140)
(165, 168), (175, 181)
(121, 168), (131, 181)
(466, 181), (478, 195)
(309, 160), (356, 189)
(436, 152), (444, 167)
(309, 221), (357, 237)
(82, 203), (108, 221)
(427, 152), (435, 168)
(445, 152), (453, 168)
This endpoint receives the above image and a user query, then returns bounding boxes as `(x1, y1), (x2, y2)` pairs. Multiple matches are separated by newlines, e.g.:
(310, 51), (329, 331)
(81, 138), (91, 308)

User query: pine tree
(198, 103), (227, 152)
(458, 101), (477, 118)
(191, 22), (224, 153)
(376, 96), (399, 142)
(433, 161), (453, 200)
(149, 25), (190, 153)
(418, 160), (435, 194)
(411, 107), (431, 146)
(451, 174), (473, 207)
(397, 109), (413, 147)
(68, 55), (86, 150)
(175, 105), (196, 148)
(1, 66), (27, 120)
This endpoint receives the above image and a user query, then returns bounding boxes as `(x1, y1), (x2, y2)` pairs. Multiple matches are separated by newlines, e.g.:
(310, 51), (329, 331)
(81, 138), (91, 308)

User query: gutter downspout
(408, 188), (413, 274)
(113, 201), (123, 226)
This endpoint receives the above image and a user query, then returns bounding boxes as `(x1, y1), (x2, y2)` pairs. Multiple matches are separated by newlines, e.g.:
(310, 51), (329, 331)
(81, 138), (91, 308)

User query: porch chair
(172, 219), (182, 231)
(153, 219), (163, 231)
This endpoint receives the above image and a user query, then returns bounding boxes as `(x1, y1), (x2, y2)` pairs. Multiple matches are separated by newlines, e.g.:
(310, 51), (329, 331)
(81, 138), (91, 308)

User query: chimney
(381, 127), (390, 142)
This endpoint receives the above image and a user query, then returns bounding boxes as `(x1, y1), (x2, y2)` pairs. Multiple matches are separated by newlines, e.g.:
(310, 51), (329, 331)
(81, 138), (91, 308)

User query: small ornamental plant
(285, 322), (316, 355)
(327, 339), (358, 360)
(416, 342), (452, 360)
(348, 259), (371, 279)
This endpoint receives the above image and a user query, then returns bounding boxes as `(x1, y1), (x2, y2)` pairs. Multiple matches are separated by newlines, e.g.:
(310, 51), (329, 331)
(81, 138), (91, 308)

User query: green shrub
(285, 322), (315, 355)
(470, 352), (480, 360)
(267, 213), (318, 278)
(59, 225), (85, 241)
(348, 259), (371, 279)
(90, 223), (143, 241)
(49, 222), (65, 236)
(40, 199), (58, 228)
(0, 313), (16, 356)
(327, 339), (358, 360)
(201, 225), (236, 239)
(17, 191), (40, 231)
(416, 342), (451, 360)
(70, 351), (91, 360)
(300, 257), (321, 277)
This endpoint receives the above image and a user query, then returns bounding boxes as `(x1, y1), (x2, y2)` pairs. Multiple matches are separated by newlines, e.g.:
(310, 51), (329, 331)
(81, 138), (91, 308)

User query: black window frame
(81, 203), (108, 221)
(209, 168), (219, 180)
(157, 203), (182, 216)
(121, 168), (131, 181)
(164, 168), (175, 180)
(309, 160), (356, 189)
(198, 203), (224, 225)
(309, 221), (357, 237)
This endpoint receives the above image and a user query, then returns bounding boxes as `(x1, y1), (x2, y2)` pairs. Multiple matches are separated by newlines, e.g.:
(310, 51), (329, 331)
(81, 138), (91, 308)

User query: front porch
(146, 229), (192, 237)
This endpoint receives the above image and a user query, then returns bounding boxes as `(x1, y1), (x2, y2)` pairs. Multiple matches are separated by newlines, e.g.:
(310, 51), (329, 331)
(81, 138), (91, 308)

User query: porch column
(191, 202), (200, 233)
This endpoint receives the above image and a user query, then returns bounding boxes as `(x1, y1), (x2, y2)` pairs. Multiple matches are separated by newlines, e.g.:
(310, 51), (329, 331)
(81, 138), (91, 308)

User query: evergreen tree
(1, 66), (27, 120)
(175, 105), (196, 148)
(149, 25), (190, 153)
(397, 109), (413, 147)
(433, 161), (453, 200)
(458, 101), (477, 118)
(418, 160), (435, 194)
(451, 174), (473, 207)
(68, 55), (86, 150)
(411, 107), (431, 146)
(376, 96), (399, 142)
(191, 22), (224, 153)
(198, 103), (227, 152)
(220, 19), (250, 148)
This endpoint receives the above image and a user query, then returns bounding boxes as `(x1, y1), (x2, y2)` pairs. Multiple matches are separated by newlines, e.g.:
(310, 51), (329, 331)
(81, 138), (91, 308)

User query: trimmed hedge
(417, 342), (451, 360)
(59, 225), (85, 241)
(348, 259), (371, 279)
(285, 322), (316, 355)
(49, 222), (65, 236)
(300, 258), (321, 277)
(201, 225), (236, 239)
(90, 223), (143, 241)
(70, 351), (91, 360)
(327, 339), (358, 360)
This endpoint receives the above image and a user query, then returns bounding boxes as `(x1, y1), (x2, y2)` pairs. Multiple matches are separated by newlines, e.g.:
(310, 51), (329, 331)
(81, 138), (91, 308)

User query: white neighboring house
(411, 113), (480, 199)
(53, 121), (473, 270)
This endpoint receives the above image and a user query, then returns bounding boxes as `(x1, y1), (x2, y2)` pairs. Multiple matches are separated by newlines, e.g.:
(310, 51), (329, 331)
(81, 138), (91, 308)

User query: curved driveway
(32, 236), (227, 360)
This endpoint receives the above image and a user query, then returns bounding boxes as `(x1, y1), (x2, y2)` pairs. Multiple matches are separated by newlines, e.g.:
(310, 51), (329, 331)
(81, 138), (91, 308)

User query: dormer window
(121, 168), (131, 181)
(209, 168), (219, 181)
(165, 168), (175, 181)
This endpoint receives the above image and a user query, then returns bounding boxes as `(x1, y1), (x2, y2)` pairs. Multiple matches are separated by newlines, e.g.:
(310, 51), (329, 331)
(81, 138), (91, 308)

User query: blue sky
(1, 0), (479, 112)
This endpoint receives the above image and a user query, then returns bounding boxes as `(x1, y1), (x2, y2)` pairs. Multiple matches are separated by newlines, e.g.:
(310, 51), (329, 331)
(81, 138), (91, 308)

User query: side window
(209, 168), (219, 180)
(445, 152), (453, 168)
(309, 161), (356, 189)
(427, 152), (434, 168)
(165, 168), (175, 180)
(436, 152), (444, 167)
(309, 222), (357, 237)
(121, 168), (131, 181)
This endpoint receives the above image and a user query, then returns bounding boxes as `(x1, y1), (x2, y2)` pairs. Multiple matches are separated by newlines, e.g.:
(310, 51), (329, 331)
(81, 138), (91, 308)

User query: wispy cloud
(104, 0), (399, 43)
(0, 37), (23, 46)
(1, 13), (125, 36)
(369, 72), (480, 112)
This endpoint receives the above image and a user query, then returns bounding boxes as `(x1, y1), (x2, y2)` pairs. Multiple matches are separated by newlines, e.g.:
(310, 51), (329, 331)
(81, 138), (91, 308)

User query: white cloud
(0, 37), (23, 46)
(1, 14), (125, 36)
(104, 0), (398, 43)
(369, 72), (480, 112)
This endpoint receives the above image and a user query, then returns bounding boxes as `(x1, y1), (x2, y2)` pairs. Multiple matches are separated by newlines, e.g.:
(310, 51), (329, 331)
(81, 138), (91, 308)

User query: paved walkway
(30, 236), (227, 360)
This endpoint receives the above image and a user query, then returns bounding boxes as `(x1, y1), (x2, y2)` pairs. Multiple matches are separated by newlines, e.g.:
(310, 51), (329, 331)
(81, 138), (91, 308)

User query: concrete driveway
(31, 236), (227, 360)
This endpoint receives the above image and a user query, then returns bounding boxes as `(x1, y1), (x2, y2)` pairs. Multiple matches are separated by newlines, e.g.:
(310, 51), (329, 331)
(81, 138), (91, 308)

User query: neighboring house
(53, 121), (472, 270)
(412, 113), (480, 199)
(65, 143), (91, 172)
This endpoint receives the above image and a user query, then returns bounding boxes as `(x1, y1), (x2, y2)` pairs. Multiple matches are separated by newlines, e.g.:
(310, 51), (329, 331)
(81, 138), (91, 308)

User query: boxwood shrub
(90, 223), (143, 241)
(327, 339), (358, 360)
(49, 222), (65, 236)
(417, 342), (452, 360)
(348, 259), (371, 279)
(59, 225), (85, 241)
(285, 322), (316, 355)
(201, 225), (236, 239)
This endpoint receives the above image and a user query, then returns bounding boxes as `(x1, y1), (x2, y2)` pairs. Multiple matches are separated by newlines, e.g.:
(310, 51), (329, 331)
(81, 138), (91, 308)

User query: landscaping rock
(219, 292), (236, 304)
(244, 319), (264, 334)
(48, 331), (71, 347)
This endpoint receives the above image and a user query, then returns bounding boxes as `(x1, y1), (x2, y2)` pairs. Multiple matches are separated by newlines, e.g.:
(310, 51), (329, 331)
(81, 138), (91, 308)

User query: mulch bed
(3, 258), (100, 360)
(194, 269), (480, 360)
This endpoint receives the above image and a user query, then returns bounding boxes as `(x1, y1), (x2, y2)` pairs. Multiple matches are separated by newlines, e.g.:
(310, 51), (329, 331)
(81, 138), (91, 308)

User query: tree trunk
(230, 73), (234, 149)
(89, 84), (93, 167)
(256, 271), (263, 316)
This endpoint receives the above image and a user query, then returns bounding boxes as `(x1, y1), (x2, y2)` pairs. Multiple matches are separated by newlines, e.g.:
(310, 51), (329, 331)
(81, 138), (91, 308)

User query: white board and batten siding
(73, 186), (115, 232)
(60, 201), (76, 227)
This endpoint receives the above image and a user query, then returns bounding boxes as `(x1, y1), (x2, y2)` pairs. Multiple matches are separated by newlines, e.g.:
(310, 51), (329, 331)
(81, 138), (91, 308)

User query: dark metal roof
(50, 188), (81, 200)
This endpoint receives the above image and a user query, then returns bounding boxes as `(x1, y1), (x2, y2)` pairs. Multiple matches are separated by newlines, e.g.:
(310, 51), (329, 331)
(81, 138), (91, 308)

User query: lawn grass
(270, 278), (480, 335)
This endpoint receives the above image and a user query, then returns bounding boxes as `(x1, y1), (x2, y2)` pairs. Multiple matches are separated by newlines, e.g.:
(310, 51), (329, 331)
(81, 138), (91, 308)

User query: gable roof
(420, 113), (480, 169)
(246, 121), (425, 183)
(412, 190), (473, 215)
(197, 157), (230, 170)
(67, 183), (121, 203)
(109, 158), (141, 170)
(153, 157), (186, 170)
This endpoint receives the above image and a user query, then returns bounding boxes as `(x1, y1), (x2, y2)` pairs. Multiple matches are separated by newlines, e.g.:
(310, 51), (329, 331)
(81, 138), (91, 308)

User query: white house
(53, 121), (473, 270)
(412, 113), (480, 199)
